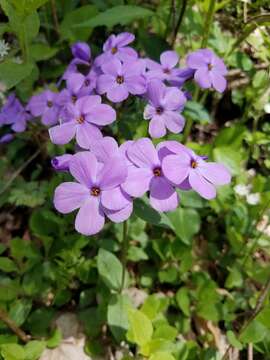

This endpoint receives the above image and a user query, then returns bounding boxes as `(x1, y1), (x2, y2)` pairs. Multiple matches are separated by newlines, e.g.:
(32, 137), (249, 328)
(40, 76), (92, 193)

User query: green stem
(201, 0), (216, 48)
(171, 0), (188, 46)
(120, 221), (128, 293)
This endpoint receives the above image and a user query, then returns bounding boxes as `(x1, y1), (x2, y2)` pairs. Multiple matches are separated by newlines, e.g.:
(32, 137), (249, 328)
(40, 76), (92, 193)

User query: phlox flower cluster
(0, 32), (231, 236)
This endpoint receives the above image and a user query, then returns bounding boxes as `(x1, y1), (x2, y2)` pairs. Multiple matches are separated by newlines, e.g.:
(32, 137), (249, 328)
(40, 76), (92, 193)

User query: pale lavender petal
(149, 177), (179, 212)
(97, 74), (115, 94)
(75, 197), (105, 235)
(164, 111), (185, 133)
(28, 93), (46, 116)
(160, 51), (179, 69)
(162, 154), (190, 185)
(187, 51), (208, 69)
(122, 166), (153, 197)
(101, 58), (122, 76)
(127, 138), (159, 168)
(67, 73), (85, 94)
(91, 137), (119, 162)
(101, 186), (131, 211)
(79, 95), (101, 113)
(163, 87), (186, 110)
(98, 156), (127, 190)
(189, 170), (216, 199)
(42, 108), (58, 126)
(76, 122), (103, 149)
(51, 154), (73, 171)
(198, 162), (231, 185)
(117, 47), (138, 62)
(107, 84), (129, 102)
(177, 177), (192, 190)
(54, 182), (89, 214)
(71, 42), (91, 61)
(104, 202), (133, 223)
(69, 151), (98, 187)
(103, 34), (116, 51)
(210, 71), (227, 93)
(212, 56), (227, 75)
(49, 122), (76, 145)
(149, 117), (167, 138)
(115, 32), (135, 47)
(86, 104), (116, 125)
(194, 68), (212, 89)
(125, 76), (146, 95)
(146, 80), (166, 107)
(143, 104), (156, 120)
(146, 58), (161, 71)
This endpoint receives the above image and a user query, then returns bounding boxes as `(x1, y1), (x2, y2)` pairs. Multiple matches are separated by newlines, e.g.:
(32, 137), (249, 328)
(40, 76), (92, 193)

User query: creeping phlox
(0, 32), (231, 235)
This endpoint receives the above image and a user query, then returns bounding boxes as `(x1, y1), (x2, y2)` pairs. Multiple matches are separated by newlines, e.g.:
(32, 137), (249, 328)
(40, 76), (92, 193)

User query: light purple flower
(95, 32), (137, 67)
(54, 152), (131, 235)
(187, 49), (228, 93)
(28, 90), (59, 126)
(161, 141), (231, 199)
(71, 42), (91, 62)
(49, 95), (115, 149)
(51, 154), (73, 171)
(0, 94), (30, 132)
(144, 80), (186, 138)
(97, 58), (146, 102)
(146, 51), (182, 84)
(122, 138), (179, 212)
(0, 133), (14, 143)
(62, 42), (92, 81)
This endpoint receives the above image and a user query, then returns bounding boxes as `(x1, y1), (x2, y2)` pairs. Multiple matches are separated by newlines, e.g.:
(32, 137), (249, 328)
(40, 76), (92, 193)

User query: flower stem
(120, 221), (128, 293)
(201, 0), (216, 48)
(171, 0), (188, 46)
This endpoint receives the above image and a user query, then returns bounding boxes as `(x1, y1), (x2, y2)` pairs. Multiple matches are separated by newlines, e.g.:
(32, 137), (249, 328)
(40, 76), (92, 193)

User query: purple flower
(161, 141), (231, 199)
(71, 42), (91, 62)
(187, 49), (228, 93)
(28, 90), (59, 126)
(144, 80), (186, 138)
(62, 42), (92, 81)
(97, 58), (146, 102)
(54, 152), (131, 235)
(0, 94), (30, 132)
(122, 138), (179, 212)
(0, 133), (14, 143)
(95, 32), (137, 67)
(49, 95), (115, 149)
(146, 51), (182, 84)
(51, 154), (73, 171)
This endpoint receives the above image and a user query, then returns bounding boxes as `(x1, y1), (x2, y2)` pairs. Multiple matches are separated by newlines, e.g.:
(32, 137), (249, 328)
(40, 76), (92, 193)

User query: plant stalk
(0, 308), (30, 343)
(171, 0), (188, 46)
(120, 221), (128, 293)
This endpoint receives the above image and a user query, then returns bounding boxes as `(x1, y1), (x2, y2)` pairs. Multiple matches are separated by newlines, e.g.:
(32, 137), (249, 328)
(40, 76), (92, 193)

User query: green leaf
(127, 309), (153, 347)
(176, 287), (190, 316)
(153, 325), (177, 341)
(239, 320), (267, 344)
(184, 101), (211, 124)
(226, 331), (243, 350)
(9, 299), (32, 327)
(10, 0), (49, 15)
(107, 294), (131, 342)
(149, 351), (175, 360)
(46, 328), (62, 349)
(134, 198), (171, 228)
(167, 208), (200, 245)
(0, 278), (19, 301)
(225, 267), (243, 289)
(0, 258), (18, 273)
(0, 61), (33, 90)
(76, 5), (153, 28)
(60, 5), (98, 42)
(213, 146), (243, 176)
(97, 248), (126, 291)
(1, 344), (25, 360)
(256, 307), (270, 329)
(29, 44), (58, 61)
(252, 70), (269, 89)
(24, 341), (46, 360)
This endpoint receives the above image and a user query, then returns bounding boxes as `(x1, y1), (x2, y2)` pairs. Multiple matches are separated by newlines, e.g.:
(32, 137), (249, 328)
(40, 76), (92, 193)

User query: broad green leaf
(256, 307), (270, 329)
(225, 267), (243, 289)
(0, 258), (18, 273)
(107, 294), (131, 342)
(9, 299), (32, 327)
(149, 351), (175, 360)
(97, 248), (127, 291)
(60, 5), (98, 42)
(1, 343), (25, 360)
(134, 198), (171, 228)
(167, 208), (200, 245)
(0, 278), (19, 301)
(10, 0), (48, 15)
(153, 325), (178, 341)
(76, 5), (153, 28)
(213, 146), (243, 176)
(46, 328), (62, 349)
(29, 44), (58, 61)
(226, 331), (243, 350)
(141, 339), (174, 357)
(184, 101), (211, 124)
(176, 287), (190, 316)
(0, 61), (33, 90)
(141, 295), (169, 321)
(127, 309), (153, 347)
(239, 320), (266, 344)
(24, 341), (46, 360)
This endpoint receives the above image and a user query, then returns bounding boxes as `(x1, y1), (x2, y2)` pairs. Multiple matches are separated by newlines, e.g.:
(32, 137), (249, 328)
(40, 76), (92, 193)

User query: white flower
(0, 40), (9, 59)
(246, 193), (260, 205)
(247, 168), (256, 177)
(234, 184), (250, 197)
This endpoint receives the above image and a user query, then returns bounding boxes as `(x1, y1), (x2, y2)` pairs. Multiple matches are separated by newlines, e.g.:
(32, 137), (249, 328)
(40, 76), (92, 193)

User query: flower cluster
(0, 32), (231, 236)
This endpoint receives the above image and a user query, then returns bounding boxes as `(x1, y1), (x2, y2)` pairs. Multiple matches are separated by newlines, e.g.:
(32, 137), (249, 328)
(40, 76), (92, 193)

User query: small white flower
(234, 184), (250, 197)
(246, 193), (260, 205)
(247, 168), (256, 178)
(12, 56), (23, 64)
(0, 40), (9, 59)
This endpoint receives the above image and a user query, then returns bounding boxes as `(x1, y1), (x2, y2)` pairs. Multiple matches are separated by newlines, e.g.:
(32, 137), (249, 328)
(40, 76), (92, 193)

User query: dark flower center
(91, 186), (101, 196)
(163, 68), (171, 74)
(116, 75), (124, 84)
(47, 101), (53, 108)
(84, 79), (90, 86)
(76, 64), (91, 76)
(153, 167), (162, 177)
(156, 106), (164, 115)
(191, 160), (198, 168)
(208, 63), (213, 70)
(72, 95), (77, 103)
(77, 115), (85, 124)
(111, 47), (118, 54)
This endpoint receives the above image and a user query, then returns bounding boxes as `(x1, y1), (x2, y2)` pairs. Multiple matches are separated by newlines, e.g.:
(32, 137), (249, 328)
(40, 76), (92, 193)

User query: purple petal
(97, 74), (115, 94)
(187, 50), (209, 69)
(69, 151), (98, 187)
(194, 68), (212, 89)
(127, 138), (159, 168)
(121, 166), (153, 197)
(42, 108), (59, 126)
(198, 162), (231, 185)
(67, 73), (85, 94)
(164, 111), (185, 134)
(107, 84), (129, 103)
(149, 116), (167, 138)
(101, 58), (122, 76)
(49, 122), (76, 145)
(54, 182), (89, 214)
(162, 154), (190, 185)
(146, 58), (161, 71)
(101, 186), (131, 211)
(79, 95), (101, 113)
(86, 103), (116, 126)
(149, 177), (179, 212)
(146, 80), (166, 107)
(98, 156), (127, 190)
(104, 202), (133, 223)
(143, 104), (156, 120)
(125, 76), (146, 95)
(75, 197), (105, 235)
(163, 87), (186, 110)
(212, 56), (227, 75)
(189, 170), (216, 199)
(160, 51), (179, 69)
(91, 137), (119, 162)
(177, 177), (192, 191)
(51, 154), (73, 171)
(76, 122), (103, 149)
(117, 47), (138, 62)
(115, 32), (135, 47)
(71, 42), (91, 61)
(209, 71), (227, 93)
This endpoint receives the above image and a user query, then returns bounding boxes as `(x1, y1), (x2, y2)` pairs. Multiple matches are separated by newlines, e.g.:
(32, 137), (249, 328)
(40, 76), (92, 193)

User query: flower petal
(189, 170), (216, 199)
(121, 166), (153, 197)
(75, 197), (105, 235)
(98, 156), (127, 190)
(146, 80), (166, 107)
(194, 68), (212, 89)
(115, 32), (135, 47)
(149, 116), (167, 138)
(69, 151), (98, 187)
(160, 51), (179, 68)
(91, 136), (119, 162)
(107, 84), (129, 103)
(76, 122), (103, 149)
(187, 50), (208, 69)
(49, 122), (76, 145)
(149, 177), (179, 212)
(102, 58), (122, 76)
(97, 74), (115, 94)
(198, 162), (231, 185)
(164, 111), (185, 134)
(209, 71), (227, 93)
(125, 76), (146, 95)
(86, 104), (116, 126)
(163, 87), (186, 110)
(101, 186), (131, 211)
(104, 202), (133, 223)
(162, 154), (190, 185)
(127, 138), (159, 168)
(54, 182), (89, 214)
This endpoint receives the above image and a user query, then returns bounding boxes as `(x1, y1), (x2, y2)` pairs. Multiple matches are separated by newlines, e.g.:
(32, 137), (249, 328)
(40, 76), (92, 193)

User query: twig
(0, 149), (41, 196)
(248, 344), (253, 360)
(171, 0), (188, 46)
(0, 308), (30, 343)
(50, 0), (60, 36)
